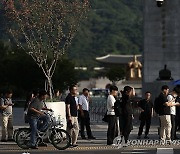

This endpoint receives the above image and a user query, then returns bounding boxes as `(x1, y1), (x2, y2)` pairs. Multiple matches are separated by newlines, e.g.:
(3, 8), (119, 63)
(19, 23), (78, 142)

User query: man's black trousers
(80, 110), (92, 138)
(107, 115), (118, 145)
(138, 116), (151, 136)
(171, 114), (176, 140)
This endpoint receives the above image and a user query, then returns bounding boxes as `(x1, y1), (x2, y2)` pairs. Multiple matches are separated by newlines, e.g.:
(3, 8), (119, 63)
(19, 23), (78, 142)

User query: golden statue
(128, 55), (142, 80)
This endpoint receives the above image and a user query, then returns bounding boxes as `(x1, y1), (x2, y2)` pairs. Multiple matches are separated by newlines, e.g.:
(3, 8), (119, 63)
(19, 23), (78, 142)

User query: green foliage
(0, 0), (143, 92)
(0, 6), (8, 40)
(1, 0), (143, 67)
(53, 58), (78, 92)
(68, 0), (143, 66)
(0, 42), (78, 97)
(0, 43), (44, 97)
(106, 67), (125, 83)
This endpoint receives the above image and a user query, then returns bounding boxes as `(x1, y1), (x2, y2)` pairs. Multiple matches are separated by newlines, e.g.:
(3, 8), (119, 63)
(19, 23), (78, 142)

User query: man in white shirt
(107, 85), (118, 145)
(78, 88), (95, 139)
(167, 86), (180, 140)
(0, 90), (14, 142)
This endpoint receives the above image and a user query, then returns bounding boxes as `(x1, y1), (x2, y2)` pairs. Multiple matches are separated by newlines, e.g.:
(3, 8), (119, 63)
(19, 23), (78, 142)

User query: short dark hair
(83, 88), (89, 93)
(123, 86), (132, 93)
(38, 90), (47, 97)
(5, 89), (13, 94)
(161, 85), (169, 91)
(110, 85), (118, 92)
(69, 84), (77, 91)
(145, 91), (151, 94)
(173, 86), (180, 94)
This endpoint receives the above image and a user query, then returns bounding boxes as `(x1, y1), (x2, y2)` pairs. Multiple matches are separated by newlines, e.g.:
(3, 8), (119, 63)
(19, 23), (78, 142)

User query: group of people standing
(137, 85), (180, 142)
(155, 85), (180, 142)
(25, 86), (96, 149)
(0, 86), (95, 149)
(1, 84), (180, 149)
(106, 84), (180, 146)
(65, 85), (95, 147)
(106, 85), (135, 146)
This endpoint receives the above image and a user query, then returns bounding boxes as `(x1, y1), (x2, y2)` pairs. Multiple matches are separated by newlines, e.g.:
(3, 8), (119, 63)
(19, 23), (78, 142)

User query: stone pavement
(0, 124), (180, 153)
(0, 108), (180, 153)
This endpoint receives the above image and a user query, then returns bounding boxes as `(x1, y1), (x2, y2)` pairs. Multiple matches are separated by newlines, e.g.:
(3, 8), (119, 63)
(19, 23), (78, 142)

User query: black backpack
(154, 96), (160, 114)
(114, 98), (123, 117)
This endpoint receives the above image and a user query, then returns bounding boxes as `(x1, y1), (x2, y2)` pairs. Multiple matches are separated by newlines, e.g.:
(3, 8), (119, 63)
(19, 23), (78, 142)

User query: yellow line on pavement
(0, 145), (117, 152)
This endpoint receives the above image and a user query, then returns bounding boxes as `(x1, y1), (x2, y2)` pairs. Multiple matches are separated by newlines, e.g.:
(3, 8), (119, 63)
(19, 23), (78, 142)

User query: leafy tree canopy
(0, 0), (143, 94)
(0, 42), (78, 97)
(68, 0), (143, 66)
(1, 0), (143, 67)
(106, 66), (125, 83)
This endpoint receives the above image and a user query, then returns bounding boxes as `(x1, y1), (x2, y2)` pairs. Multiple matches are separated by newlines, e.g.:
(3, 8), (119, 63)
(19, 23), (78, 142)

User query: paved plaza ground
(0, 108), (180, 154)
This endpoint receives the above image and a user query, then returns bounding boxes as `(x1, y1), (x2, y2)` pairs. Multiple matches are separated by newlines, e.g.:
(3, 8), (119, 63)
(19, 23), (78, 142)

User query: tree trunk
(47, 76), (53, 100)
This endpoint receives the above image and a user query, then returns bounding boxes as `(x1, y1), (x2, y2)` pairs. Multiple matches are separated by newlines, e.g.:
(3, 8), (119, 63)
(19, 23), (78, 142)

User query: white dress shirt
(78, 94), (89, 111)
(167, 94), (176, 115)
(107, 95), (116, 115)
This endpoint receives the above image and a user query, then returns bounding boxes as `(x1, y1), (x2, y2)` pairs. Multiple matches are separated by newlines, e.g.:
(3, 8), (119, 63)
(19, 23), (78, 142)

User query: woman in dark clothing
(120, 86), (135, 146)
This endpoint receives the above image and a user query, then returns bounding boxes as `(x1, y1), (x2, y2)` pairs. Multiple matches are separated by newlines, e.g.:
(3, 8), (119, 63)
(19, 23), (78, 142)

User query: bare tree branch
(4, 0), (89, 99)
